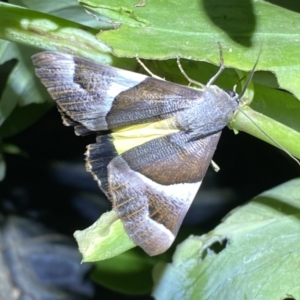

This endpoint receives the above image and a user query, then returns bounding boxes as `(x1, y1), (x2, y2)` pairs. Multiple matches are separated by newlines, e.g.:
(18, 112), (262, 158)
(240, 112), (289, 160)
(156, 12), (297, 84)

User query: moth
(32, 52), (240, 256)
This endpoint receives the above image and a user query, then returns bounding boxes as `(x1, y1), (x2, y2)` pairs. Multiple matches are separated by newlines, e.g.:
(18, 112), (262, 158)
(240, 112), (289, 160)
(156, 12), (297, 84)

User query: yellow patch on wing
(112, 117), (180, 154)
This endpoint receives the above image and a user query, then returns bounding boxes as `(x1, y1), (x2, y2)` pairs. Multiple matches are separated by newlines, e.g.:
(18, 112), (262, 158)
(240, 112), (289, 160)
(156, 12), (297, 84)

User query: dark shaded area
(215, 126), (299, 209)
(200, 237), (228, 260)
(0, 109), (153, 299)
(265, 0), (300, 13)
(0, 216), (94, 300)
(201, 0), (256, 46)
(0, 59), (17, 95)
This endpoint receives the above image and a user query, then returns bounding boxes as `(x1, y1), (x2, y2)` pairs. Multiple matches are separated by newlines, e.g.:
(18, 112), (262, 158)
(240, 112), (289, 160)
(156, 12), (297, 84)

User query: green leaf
(9, 0), (104, 28)
(1, 143), (23, 155)
(74, 210), (136, 261)
(0, 2), (135, 67)
(0, 39), (53, 137)
(152, 178), (300, 299)
(91, 248), (157, 295)
(231, 105), (300, 159)
(82, 0), (300, 100)
(84, 222), (195, 295)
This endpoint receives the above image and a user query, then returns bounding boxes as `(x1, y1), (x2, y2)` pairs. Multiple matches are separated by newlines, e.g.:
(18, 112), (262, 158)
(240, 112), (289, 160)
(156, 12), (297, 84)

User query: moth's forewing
(32, 52), (147, 133)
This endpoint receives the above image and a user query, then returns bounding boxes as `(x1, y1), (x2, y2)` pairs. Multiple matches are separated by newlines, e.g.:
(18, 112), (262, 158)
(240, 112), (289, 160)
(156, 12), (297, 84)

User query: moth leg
(135, 56), (164, 80)
(176, 56), (205, 88)
(210, 160), (220, 172)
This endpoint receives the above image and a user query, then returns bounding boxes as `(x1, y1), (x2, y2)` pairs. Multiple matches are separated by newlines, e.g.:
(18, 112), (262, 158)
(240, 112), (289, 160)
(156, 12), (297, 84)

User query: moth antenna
(233, 76), (246, 94)
(234, 47), (299, 166)
(178, 43), (225, 88)
(206, 42), (225, 87)
(237, 51), (261, 101)
(237, 107), (300, 166)
(136, 56), (164, 80)
(176, 56), (205, 88)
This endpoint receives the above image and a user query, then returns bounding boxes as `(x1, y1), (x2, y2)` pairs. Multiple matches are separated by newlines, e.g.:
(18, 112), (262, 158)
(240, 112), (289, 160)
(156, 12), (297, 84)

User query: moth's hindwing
(86, 130), (221, 256)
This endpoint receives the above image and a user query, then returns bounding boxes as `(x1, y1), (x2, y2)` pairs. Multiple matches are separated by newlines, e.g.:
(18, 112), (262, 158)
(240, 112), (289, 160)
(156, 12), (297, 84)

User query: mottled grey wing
(32, 51), (147, 133)
(32, 52), (203, 134)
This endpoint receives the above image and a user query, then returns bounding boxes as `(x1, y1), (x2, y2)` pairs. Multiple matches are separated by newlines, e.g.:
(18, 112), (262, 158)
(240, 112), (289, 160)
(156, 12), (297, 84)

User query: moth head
(225, 89), (240, 107)
(225, 90), (238, 99)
